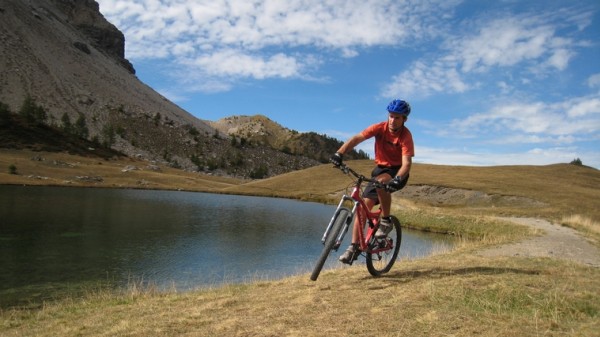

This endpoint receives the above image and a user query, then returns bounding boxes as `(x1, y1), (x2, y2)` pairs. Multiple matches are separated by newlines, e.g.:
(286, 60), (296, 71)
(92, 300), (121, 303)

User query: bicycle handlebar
(335, 163), (388, 190)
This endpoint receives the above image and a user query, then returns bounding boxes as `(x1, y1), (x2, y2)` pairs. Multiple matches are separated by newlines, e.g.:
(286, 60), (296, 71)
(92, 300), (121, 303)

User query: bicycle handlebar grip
(330, 152), (343, 167)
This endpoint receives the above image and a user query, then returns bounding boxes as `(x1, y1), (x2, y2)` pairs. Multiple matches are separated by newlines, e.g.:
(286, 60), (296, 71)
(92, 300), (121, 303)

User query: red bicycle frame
(348, 179), (382, 253)
(327, 164), (389, 255)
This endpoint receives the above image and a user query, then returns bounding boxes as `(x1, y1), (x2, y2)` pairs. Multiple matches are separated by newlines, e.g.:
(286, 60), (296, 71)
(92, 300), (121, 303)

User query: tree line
(0, 96), (118, 148)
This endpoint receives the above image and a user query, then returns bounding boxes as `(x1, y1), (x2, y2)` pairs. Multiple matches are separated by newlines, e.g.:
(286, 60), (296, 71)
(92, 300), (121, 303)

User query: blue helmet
(387, 99), (411, 116)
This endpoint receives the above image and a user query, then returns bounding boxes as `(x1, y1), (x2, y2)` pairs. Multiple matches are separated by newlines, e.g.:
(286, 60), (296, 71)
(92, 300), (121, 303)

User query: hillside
(209, 115), (369, 162)
(0, 0), (362, 178)
(222, 160), (600, 224)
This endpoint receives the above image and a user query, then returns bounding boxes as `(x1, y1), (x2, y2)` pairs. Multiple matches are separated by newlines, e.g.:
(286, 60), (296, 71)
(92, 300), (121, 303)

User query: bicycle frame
(320, 167), (383, 254)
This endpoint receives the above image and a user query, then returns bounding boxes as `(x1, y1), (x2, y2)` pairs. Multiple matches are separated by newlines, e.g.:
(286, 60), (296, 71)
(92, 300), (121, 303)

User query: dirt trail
(478, 217), (600, 268)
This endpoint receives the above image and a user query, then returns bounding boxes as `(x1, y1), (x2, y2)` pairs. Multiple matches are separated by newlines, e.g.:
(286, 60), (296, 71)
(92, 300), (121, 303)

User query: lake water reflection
(0, 185), (455, 307)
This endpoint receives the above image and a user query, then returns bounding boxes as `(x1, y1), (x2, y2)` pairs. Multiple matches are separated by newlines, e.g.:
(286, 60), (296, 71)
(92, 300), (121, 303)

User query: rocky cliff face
(0, 0), (200, 130)
(52, 0), (135, 74)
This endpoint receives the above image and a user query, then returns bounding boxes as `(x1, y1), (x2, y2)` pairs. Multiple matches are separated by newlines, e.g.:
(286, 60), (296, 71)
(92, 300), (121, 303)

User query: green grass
(396, 210), (539, 245)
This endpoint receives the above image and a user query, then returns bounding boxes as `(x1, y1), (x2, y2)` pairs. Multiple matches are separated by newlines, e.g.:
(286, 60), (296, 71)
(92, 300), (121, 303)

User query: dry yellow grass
(562, 214), (600, 236)
(1, 150), (599, 336)
(1, 254), (598, 337)
(0, 149), (243, 192)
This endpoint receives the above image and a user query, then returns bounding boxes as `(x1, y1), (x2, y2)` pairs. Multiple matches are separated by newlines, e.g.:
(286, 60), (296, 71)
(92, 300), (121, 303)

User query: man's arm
(397, 155), (412, 178)
(386, 155), (412, 192)
(336, 133), (366, 154)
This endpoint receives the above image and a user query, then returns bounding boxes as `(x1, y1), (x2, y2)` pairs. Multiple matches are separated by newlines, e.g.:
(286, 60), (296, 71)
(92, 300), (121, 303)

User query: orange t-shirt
(361, 122), (414, 167)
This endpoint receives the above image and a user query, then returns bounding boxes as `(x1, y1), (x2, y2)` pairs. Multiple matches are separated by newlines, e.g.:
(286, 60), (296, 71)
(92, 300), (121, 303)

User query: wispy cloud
(451, 95), (600, 139)
(415, 145), (599, 168)
(381, 8), (592, 99)
(588, 73), (600, 88)
(414, 92), (600, 167)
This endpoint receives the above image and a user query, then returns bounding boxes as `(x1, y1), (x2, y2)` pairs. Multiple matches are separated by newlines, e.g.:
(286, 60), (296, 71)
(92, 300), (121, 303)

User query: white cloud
(382, 60), (469, 99)
(567, 98), (600, 118)
(99, 0), (434, 55)
(381, 8), (588, 99)
(456, 17), (554, 73)
(181, 49), (303, 79)
(341, 48), (359, 58)
(97, 0), (460, 93)
(415, 145), (600, 168)
(588, 73), (600, 88)
(545, 48), (573, 71)
(171, 42), (196, 57)
(444, 94), (600, 151)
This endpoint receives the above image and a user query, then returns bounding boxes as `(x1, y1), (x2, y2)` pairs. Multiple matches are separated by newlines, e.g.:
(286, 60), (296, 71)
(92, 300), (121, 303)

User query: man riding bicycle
(330, 99), (414, 264)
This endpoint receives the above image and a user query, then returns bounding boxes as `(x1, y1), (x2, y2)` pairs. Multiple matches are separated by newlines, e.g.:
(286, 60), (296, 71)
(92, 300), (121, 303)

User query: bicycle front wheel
(310, 207), (351, 281)
(366, 215), (401, 276)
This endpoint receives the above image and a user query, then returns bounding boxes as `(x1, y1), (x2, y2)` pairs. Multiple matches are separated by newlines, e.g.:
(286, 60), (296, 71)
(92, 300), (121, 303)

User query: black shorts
(362, 166), (409, 203)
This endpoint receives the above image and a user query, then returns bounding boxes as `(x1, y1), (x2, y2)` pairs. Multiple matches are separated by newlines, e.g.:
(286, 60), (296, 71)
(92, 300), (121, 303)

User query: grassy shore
(1, 253), (598, 336)
(1, 149), (599, 336)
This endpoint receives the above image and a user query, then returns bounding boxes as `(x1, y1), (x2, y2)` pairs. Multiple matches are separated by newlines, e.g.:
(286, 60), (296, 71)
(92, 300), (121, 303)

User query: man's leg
(375, 173), (393, 217)
(351, 197), (376, 243)
(375, 174), (394, 238)
(377, 188), (391, 217)
(340, 198), (377, 264)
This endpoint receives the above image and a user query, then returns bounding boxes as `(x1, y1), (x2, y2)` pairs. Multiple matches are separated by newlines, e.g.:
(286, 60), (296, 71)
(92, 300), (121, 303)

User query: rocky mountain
(0, 0), (366, 178)
(209, 115), (369, 163)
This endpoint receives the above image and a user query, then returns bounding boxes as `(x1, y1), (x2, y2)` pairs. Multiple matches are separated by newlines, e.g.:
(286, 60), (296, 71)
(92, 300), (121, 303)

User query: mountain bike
(310, 163), (402, 281)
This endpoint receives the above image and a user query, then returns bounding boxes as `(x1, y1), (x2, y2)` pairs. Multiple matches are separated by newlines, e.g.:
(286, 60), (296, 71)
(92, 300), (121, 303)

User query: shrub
(190, 154), (203, 170)
(0, 101), (11, 124)
(102, 124), (116, 148)
(74, 113), (89, 139)
(9, 164), (17, 175)
(19, 95), (47, 124)
(61, 112), (73, 134)
(0, 101), (10, 115)
(570, 158), (583, 166)
(188, 126), (199, 137)
(250, 165), (268, 179)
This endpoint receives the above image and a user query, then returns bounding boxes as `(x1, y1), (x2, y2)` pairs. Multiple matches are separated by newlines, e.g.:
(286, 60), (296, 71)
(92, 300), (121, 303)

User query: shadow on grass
(362, 266), (541, 287)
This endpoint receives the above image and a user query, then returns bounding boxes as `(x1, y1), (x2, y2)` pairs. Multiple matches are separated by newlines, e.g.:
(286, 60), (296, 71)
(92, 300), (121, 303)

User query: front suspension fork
(320, 196), (358, 251)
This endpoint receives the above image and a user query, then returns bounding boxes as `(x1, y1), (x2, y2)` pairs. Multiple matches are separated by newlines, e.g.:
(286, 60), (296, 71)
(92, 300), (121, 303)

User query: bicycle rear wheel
(310, 207), (351, 281)
(366, 215), (401, 276)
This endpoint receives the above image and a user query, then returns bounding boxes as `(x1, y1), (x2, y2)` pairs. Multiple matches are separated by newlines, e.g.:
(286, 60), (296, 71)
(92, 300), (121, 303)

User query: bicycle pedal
(351, 251), (361, 263)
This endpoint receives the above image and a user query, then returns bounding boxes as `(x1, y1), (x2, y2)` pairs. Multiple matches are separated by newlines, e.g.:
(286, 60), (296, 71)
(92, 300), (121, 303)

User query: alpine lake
(0, 185), (456, 308)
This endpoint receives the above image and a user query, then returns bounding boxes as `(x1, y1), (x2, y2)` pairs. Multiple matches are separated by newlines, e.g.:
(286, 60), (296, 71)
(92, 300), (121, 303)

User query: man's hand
(386, 176), (405, 192)
(330, 152), (343, 167)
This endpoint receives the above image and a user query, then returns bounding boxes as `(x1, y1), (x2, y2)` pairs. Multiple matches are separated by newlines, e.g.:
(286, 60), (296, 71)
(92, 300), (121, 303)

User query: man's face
(388, 112), (406, 132)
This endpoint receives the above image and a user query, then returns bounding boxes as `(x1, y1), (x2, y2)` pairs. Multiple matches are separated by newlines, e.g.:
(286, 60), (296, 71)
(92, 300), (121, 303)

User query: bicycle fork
(320, 195), (358, 251)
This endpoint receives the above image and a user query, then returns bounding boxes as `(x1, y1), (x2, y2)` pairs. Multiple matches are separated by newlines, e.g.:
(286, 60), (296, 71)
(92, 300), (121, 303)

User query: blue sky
(96, 0), (600, 169)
